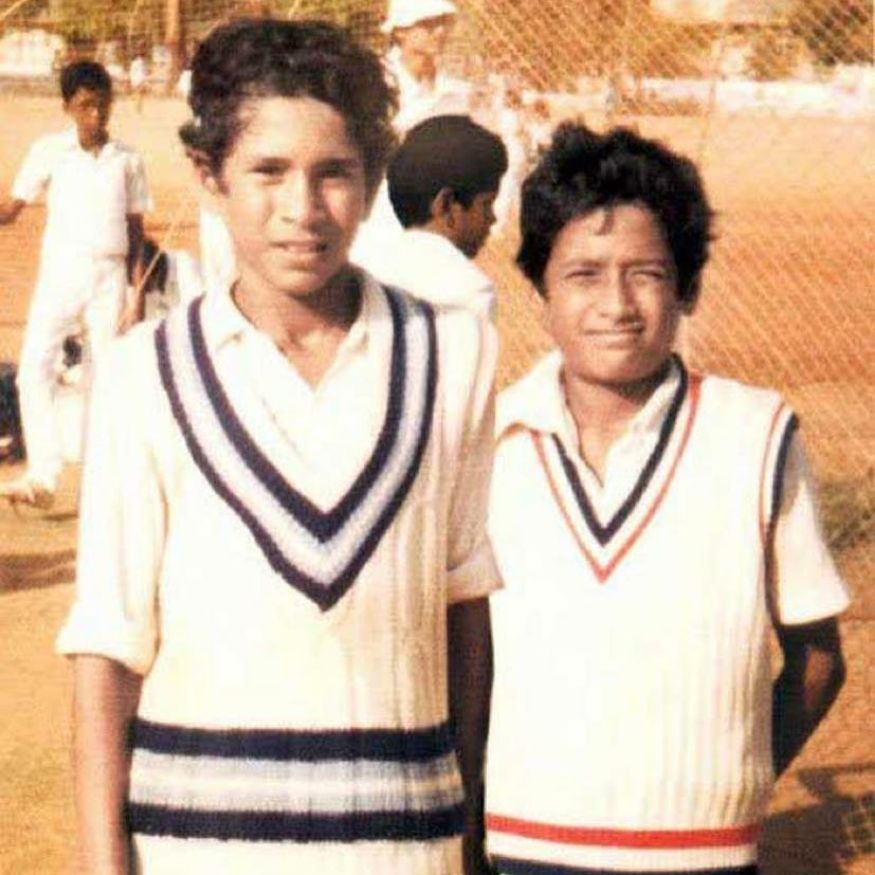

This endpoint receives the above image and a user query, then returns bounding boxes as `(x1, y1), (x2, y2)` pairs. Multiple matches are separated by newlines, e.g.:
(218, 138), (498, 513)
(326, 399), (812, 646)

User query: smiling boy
(484, 124), (849, 875)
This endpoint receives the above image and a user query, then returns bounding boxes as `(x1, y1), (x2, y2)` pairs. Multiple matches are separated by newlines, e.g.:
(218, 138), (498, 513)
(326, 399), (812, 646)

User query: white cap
(381, 0), (458, 33)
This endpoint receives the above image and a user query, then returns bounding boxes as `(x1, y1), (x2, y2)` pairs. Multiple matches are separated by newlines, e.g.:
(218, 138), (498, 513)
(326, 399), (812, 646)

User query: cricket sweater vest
(486, 364), (797, 874)
(126, 289), (468, 874)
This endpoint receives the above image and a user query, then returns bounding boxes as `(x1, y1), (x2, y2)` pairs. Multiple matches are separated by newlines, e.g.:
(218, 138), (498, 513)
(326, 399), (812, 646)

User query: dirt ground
(0, 94), (871, 874)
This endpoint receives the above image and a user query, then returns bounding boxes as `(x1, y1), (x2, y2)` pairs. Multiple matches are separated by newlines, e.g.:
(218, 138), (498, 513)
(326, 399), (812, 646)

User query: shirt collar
(200, 268), (383, 356)
(498, 350), (683, 443)
(62, 126), (119, 159)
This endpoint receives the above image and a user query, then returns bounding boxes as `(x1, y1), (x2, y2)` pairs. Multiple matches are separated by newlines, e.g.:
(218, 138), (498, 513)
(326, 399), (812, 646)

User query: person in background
(0, 59), (151, 509)
(484, 123), (849, 875)
(358, 114), (507, 321)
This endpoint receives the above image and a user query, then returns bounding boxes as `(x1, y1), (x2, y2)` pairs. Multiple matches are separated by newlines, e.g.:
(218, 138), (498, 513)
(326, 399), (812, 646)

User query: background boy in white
(484, 124), (849, 875)
(0, 60), (151, 507)
(355, 114), (507, 320)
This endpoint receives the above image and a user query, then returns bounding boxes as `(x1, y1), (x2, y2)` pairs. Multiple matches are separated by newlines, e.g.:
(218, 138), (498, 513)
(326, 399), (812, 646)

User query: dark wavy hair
(517, 123), (714, 303)
(179, 18), (397, 198)
(60, 60), (112, 102)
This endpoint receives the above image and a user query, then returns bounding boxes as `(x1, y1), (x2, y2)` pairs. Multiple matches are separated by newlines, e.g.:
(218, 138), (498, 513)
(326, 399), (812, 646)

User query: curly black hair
(517, 123), (714, 303)
(60, 60), (112, 103)
(179, 18), (397, 198)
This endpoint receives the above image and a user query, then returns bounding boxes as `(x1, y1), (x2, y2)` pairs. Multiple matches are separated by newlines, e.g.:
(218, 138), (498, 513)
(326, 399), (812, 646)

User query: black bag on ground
(0, 362), (25, 461)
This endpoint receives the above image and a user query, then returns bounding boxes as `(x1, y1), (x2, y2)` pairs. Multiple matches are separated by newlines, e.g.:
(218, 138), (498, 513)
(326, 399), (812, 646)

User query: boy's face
(542, 202), (689, 391)
(395, 15), (455, 60)
(65, 86), (111, 148)
(208, 96), (367, 302)
(452, 190), (498, 257)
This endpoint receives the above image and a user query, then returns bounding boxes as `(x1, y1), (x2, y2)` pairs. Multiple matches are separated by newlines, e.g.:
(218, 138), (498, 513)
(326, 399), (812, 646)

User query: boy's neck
(562, 361), (671, 482)
(232, 268), (362, 386)
(78, 129), (109, 154)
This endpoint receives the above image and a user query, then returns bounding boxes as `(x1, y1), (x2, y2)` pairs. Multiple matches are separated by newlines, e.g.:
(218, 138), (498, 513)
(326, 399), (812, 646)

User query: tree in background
(789, 0), (872, 67)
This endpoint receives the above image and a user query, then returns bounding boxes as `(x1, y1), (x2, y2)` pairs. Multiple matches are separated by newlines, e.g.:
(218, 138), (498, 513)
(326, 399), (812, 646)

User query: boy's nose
(280, 175), (322, 224)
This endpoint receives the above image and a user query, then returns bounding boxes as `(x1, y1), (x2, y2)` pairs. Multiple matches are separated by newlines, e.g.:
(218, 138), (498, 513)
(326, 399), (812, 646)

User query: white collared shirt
(353, 227), (496, 321)
(12, 127), (152, 261)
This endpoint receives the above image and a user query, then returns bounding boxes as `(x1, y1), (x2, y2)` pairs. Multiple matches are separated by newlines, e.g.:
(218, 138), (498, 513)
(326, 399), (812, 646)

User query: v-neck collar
(529, 361), (702, 583)
(156, 287), (438, 611)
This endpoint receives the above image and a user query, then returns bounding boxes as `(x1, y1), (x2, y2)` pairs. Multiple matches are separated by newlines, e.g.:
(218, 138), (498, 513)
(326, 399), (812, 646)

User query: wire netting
(0, 0), (871, 597)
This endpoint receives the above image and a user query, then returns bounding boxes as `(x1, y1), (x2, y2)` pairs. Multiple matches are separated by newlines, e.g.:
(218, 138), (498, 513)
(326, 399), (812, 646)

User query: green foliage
(789, 0), (873, 67)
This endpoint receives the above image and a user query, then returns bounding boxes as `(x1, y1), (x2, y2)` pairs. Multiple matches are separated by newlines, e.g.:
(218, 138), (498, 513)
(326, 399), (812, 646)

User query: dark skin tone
(772, 617), (845, 776)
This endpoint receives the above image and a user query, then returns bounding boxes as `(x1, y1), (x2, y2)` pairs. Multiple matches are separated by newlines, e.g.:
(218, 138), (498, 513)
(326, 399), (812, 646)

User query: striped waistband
(128, 718), (464, 843)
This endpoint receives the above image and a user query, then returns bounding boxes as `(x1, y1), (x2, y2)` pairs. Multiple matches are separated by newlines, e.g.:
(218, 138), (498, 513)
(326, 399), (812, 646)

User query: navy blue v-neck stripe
(155, 290), (438, 611)
(552, 357), (689, 546)
(189, 291), (407, 543)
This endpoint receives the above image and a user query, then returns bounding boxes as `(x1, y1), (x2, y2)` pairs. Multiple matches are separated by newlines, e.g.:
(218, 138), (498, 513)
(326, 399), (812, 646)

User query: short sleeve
(125, 150), (153, 214)
(56, 333), (166, 673)
(10, 138), (52, 204)
(770, 431), (851, 626)
(443, 311), (501, 604)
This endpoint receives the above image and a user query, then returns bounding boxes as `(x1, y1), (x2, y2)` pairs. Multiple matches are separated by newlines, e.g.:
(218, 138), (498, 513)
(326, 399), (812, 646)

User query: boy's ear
(429, 187), (456, 223)
(187, 148), (222, 198)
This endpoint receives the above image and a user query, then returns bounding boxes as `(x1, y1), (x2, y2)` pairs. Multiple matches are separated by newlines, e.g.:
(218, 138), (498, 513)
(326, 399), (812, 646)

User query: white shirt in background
(355, 227), (495, 321)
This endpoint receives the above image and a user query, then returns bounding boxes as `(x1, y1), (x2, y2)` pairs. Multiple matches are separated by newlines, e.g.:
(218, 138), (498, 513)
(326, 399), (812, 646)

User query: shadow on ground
(0, 548), (76, 593)
(761, 764), (875, 874)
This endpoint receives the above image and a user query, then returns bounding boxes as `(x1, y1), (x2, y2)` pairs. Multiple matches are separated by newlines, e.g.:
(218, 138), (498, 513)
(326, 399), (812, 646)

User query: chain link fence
(0, 0), (872, 596)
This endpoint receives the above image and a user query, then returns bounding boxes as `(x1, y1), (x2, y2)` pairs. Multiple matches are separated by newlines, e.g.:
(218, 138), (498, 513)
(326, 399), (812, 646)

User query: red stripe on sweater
(486, 813), (760, 849)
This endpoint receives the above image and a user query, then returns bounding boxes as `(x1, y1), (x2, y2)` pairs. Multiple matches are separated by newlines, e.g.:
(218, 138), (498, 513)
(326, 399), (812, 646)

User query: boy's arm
(448, 597), (495, 875)
(0, 197), (25, 225)
(119, 214), (146, 332)
(766, 428), (850, 776)
(73, 655), (143, 875)
(772, 617), (845, 776)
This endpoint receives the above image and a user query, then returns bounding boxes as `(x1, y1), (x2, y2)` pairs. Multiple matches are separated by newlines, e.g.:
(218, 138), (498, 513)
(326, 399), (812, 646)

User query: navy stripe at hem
(131, 718), (455, 761)
(491, 855), (758, 875)
(552, 355), (689, 546)
(128, 801), (465, 843)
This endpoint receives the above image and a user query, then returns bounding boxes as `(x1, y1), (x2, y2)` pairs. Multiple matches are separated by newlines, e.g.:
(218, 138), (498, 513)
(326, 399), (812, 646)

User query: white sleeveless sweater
(486, 365), (797, 873)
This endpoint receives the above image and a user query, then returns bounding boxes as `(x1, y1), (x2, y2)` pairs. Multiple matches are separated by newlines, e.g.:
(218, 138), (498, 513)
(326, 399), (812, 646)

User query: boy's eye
(253, 161), (286, 178)
(319, 161), (356, 180)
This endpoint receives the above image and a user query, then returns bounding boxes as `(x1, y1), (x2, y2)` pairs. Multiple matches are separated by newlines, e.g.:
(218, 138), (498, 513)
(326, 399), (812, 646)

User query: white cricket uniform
(485, 352), (850, 874)
(58, 273), (500, 874)
(353, 228), (496, 321)
(12, 127), (151, 489)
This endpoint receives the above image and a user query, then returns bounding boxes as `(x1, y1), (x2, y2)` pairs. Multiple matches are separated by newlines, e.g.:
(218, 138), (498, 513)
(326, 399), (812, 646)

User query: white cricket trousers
(16, 254), (127, 490)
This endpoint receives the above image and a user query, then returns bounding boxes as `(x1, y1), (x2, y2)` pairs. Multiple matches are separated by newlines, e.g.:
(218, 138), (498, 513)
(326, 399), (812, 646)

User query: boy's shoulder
(697, 367), (785, 412)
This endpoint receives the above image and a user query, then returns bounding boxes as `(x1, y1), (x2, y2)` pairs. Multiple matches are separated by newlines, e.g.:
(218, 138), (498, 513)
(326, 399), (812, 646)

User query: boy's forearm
(73, 655), (142, 875)
(772, 617), (845, 776)
(448, 597), (494, 874)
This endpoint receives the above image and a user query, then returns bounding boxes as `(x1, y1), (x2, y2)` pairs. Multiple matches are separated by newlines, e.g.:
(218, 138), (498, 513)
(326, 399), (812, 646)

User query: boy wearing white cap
(382, 0), (471, 133)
